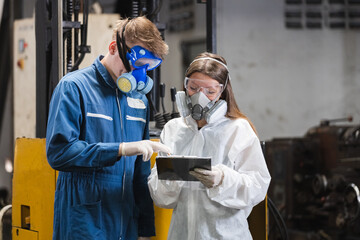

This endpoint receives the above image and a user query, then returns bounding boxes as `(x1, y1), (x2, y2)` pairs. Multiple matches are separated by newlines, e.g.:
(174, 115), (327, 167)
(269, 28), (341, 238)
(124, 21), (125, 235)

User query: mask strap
(116, 19), (131, 72)
(189, 57), (229, 71)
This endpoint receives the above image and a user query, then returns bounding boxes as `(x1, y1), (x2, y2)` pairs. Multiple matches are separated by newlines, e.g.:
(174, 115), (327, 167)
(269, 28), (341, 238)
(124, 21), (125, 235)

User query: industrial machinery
(265, 117), (360, 240)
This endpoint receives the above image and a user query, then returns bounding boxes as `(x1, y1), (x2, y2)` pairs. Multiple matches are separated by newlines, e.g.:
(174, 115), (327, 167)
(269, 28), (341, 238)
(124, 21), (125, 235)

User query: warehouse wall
(159, 1), (206, 119)
(217, 0), (360, 140)
(161, 0), (360, 141)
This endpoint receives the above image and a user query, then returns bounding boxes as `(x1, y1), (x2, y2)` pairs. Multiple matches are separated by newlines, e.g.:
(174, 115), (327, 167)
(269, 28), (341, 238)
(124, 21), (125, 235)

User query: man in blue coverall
(46, 16), (171, 240)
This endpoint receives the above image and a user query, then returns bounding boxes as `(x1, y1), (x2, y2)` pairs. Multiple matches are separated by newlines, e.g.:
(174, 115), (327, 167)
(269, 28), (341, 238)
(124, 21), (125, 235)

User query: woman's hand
(189, 165), (224, 188)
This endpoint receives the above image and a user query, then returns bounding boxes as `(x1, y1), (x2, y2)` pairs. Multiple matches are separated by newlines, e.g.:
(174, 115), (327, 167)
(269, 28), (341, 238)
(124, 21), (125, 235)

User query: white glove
(189, 165), (224, 188)
(120, 140), (171, 161)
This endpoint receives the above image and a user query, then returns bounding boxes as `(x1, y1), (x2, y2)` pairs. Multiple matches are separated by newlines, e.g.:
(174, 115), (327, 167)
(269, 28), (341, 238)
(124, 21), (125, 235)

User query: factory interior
(1, 0), (360, 239)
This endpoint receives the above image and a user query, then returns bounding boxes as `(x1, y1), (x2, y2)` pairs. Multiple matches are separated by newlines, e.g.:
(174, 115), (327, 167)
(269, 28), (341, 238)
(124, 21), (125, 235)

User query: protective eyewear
(184, 77), (223, 98)
(126, 46), (162, 70)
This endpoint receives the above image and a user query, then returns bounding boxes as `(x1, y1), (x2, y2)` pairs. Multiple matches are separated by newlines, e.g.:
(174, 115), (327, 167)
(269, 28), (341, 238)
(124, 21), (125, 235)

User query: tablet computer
(156, 155), (211, 181)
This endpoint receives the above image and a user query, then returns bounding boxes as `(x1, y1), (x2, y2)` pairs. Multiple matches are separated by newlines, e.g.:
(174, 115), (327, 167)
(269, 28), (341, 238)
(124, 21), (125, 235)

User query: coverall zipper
(116, 88), (126, 240)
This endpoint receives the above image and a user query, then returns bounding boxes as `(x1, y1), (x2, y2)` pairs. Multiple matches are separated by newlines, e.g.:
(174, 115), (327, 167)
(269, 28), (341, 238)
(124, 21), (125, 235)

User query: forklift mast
(35, 0), (165, 137)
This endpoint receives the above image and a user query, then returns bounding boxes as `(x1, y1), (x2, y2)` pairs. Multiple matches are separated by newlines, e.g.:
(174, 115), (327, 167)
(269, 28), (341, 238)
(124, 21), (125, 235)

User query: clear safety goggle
(184, 77), (224, 98)
(126, 45), (162, 70)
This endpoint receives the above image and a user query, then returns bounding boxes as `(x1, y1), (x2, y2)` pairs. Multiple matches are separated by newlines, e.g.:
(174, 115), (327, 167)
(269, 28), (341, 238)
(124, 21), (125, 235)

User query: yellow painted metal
(150, 139), (173, 240)
(12, 138), (56, 240)
(248, 196), (268, 240)
(12, 227), (38, 240)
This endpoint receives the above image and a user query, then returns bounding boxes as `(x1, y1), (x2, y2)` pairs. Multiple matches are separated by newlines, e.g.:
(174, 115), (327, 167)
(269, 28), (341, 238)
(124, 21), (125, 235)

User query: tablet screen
(156, 155), (211, 181)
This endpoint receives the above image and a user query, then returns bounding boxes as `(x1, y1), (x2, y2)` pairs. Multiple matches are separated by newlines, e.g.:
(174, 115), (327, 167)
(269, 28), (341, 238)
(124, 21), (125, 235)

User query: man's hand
(189, 165), (224, 188)
(119, 140), (171, 161)
(137, 237), (151, 240)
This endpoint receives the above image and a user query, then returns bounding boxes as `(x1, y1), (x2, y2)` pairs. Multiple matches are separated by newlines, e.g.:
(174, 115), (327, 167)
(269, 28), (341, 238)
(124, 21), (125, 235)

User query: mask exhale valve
(188, 91), (215, 121)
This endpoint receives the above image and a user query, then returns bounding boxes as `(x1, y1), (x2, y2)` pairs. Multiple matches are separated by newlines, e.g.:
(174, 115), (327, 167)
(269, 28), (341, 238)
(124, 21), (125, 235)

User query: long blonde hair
(186, 52), (257, 134)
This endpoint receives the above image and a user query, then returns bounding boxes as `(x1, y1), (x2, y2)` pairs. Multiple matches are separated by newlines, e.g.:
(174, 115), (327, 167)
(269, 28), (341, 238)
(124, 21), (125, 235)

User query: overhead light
(5, 158), (13, 173)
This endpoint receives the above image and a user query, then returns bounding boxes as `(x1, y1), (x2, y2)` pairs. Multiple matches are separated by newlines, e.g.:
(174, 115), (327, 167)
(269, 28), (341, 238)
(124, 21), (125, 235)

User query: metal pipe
(66, 0), (73, 72)
(206, 0), (216, 53)
(74, 0), (80, 66)
(70, 0), (90, 72)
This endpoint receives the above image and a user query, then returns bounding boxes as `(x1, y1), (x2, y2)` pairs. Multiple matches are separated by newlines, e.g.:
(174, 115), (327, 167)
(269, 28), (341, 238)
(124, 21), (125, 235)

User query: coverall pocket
(69, 201), (106, 240)
(86, 104), (115, 141)
(125, 108), (147, 140)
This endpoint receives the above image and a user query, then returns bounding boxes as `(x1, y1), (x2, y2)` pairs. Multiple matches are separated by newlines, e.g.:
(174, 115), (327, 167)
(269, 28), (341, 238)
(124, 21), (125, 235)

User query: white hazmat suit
(147, 103), (271, 240)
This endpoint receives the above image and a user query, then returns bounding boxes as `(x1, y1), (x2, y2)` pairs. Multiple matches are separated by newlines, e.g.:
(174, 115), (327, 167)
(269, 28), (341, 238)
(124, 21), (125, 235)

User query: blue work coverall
(46, 56), (155, 240)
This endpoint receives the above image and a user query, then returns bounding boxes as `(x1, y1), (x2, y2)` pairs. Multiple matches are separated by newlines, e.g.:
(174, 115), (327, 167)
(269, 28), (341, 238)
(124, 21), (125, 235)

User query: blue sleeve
(46, 80), (119, 171)
(133, 104), (155, 237)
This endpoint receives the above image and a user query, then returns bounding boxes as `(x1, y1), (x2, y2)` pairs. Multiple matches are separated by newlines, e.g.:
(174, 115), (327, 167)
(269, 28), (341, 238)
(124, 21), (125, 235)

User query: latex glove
(137, 237), (151, 240)
(189, 165), (224, 188)
(120, 140), (171, 161)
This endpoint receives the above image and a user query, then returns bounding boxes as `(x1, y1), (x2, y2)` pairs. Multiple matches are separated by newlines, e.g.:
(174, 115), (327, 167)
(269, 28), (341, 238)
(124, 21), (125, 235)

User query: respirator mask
(183, 77), (226, 121)
(117, 45), (162, 94)
(115, 24), (162, 95)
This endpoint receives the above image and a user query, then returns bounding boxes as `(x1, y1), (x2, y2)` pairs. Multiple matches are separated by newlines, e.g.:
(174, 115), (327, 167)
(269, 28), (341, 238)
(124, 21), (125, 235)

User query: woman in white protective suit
(147, 52), (271, 240)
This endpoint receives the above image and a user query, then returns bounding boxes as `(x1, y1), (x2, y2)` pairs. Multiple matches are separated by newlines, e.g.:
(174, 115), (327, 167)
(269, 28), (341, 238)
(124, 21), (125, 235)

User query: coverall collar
(94, 55), (117, 89)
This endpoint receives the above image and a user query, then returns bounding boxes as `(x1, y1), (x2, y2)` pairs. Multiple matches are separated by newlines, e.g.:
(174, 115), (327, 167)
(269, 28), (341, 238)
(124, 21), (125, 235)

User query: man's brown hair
(113, 16), (169, 59)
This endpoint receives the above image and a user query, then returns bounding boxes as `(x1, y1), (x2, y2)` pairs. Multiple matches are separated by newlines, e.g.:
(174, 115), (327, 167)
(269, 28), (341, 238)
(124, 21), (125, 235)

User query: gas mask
(175, 91), (227, 123)
(187, 91), (216, 121)
(117, 45), (162, 95)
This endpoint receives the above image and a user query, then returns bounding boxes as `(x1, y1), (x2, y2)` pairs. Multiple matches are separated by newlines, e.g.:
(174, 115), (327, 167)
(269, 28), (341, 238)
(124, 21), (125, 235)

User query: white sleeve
(147, 164), (184, 209)
(207, 135), (271, 210)
(147, 123), (185, 208)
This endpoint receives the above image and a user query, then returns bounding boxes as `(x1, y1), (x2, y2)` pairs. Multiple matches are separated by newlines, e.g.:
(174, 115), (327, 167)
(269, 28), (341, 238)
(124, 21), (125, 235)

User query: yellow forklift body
(12, 138), (56, 240)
